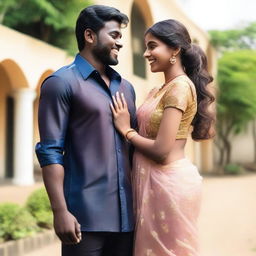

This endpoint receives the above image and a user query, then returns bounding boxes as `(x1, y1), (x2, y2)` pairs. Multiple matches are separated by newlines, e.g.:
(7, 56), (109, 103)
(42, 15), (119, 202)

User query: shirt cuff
(35, 140), (64, 167)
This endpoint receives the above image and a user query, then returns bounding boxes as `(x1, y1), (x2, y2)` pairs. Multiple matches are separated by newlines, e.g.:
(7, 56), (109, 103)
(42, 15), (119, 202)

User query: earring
(169, 55), (176, 65)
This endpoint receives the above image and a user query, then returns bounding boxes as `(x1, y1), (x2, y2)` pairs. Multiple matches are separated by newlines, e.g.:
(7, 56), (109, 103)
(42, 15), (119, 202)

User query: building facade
(0, 0), (216, 185)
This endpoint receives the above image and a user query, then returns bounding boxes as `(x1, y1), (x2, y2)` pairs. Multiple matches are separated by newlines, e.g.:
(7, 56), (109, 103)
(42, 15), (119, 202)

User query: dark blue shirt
(36, 54), (136, 232)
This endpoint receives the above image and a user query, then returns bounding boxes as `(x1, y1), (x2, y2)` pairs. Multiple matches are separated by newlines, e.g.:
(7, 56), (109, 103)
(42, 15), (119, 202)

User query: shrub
(224, 164), (244, 175)
(0, 203), (38, 242)
(26, 188), (53, 229)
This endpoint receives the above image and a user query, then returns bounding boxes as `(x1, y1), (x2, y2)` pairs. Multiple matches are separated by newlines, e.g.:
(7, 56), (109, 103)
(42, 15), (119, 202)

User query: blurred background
(0, 0), (256, 255)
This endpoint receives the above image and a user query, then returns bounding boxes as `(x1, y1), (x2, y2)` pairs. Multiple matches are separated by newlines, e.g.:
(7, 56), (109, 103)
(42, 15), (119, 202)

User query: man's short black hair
(75, 5), (129, 51)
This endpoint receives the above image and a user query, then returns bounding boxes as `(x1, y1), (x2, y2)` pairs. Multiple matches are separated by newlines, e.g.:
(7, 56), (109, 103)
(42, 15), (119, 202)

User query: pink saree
(132, 88), (202, 256)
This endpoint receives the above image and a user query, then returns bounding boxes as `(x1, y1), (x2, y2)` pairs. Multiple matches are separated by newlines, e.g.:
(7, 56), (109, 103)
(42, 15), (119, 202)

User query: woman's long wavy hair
(145, 19), (215, 140)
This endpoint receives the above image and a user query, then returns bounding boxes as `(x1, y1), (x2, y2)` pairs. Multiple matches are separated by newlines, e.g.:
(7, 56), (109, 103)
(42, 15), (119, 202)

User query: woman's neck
(164, 63), (186, 83)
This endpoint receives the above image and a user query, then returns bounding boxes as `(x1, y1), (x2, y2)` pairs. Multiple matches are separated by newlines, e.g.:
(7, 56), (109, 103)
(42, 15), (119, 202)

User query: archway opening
(131, 3), (147, 78)
(0, 65), (13, 178)
(0, 59), (28, 179)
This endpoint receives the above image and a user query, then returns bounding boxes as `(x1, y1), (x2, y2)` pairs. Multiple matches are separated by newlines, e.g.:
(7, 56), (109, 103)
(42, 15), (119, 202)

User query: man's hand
(53, 210), (82, 244)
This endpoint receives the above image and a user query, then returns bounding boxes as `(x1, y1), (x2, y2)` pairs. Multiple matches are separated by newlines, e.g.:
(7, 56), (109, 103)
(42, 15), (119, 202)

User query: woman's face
(144, 32), (176, 73)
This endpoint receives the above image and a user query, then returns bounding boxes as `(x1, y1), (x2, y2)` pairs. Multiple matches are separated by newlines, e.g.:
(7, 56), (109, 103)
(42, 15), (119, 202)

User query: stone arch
(130, 0), (153, 78)
(0, 59), (29, 89)
(35, 69), (54, 95)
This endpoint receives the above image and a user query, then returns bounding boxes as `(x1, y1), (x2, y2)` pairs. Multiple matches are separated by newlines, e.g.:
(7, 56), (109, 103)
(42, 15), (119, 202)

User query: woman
(110, 19), (215, 256)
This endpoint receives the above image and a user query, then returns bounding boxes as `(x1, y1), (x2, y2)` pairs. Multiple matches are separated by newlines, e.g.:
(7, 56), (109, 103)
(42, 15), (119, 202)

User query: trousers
(62, 231), (133, 256)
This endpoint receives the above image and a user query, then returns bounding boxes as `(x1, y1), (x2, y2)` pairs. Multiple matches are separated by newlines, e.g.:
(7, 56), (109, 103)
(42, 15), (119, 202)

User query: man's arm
(42, 164), (81, 244)
(36, 76), (81, 244)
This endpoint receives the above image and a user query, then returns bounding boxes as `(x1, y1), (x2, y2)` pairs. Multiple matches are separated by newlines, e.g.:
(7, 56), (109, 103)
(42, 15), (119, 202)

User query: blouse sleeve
(162, 81), (192, 112)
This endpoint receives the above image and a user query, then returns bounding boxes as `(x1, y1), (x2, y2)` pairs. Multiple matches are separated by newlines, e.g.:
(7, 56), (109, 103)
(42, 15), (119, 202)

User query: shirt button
(120, 187), (123, 190)
(118, 149), (121, 153)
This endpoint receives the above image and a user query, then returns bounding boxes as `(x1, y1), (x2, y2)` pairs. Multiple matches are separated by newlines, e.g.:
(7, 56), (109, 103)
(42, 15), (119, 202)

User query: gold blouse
(147, 75), (197, 139)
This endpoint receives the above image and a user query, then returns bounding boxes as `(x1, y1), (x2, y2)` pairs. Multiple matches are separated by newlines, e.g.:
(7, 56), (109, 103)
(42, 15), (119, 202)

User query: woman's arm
(110, 92), (182, 163)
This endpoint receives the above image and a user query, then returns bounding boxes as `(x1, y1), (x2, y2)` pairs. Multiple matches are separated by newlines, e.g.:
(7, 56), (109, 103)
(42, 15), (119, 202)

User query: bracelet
(124, 128), (136, 141)
(126, 131), (138, 141)
(124, 128), (135, 138)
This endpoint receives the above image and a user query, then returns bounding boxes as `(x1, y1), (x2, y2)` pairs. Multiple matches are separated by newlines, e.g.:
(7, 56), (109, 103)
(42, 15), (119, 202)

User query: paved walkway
(199, 173), (256, 256)
(1, 174), (256, 256)
(0, 180), (43, 205)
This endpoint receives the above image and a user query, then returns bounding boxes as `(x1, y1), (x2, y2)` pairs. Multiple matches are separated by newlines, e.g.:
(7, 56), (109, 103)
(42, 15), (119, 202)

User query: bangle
(124, 128), (136, 140)
(126, 131), (138, 141)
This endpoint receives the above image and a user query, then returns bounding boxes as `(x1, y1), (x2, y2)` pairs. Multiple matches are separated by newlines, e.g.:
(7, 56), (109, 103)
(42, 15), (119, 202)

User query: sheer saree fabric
(132, 76), (202, 256)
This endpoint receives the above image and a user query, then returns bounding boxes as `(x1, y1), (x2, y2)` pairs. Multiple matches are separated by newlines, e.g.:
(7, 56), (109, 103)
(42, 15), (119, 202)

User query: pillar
(200, 140), (214, 173)
(12, 89), (36, 185)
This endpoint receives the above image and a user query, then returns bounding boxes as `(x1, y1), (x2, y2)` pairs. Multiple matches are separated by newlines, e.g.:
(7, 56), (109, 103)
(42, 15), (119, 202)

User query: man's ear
(84, 28), (97, 44)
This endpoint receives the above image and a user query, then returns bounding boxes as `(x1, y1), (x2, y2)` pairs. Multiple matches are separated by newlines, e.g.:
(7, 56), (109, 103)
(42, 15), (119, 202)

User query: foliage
(26, 187), (53, 229)
(0, 0), (16, 23)
(209, 22), (256, 52)
(209, 21), (256, 165)
(0, 188), (53, 243)
(216, 50), (256, 165)
(0, 203), (38, 242)
(217, 50), (256, 133)
(2, 0), (92, 54)
(224, 164), (244, 175)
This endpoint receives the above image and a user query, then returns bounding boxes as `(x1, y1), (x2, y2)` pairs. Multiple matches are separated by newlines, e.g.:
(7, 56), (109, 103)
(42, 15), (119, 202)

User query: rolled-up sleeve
(35, 75), (71, 167)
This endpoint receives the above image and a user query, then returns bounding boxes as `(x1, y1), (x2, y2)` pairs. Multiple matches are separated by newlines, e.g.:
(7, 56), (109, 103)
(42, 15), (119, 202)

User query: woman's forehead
(144, 33), (162, 45)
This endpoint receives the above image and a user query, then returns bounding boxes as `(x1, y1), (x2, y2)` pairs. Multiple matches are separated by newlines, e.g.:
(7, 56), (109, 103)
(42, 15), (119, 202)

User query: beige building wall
(0, 0), (216, 184)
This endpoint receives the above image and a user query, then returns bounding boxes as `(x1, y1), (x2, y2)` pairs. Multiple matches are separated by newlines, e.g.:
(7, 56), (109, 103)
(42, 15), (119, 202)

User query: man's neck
(79, 50), (106, 77)
(79, 50), (111, 87)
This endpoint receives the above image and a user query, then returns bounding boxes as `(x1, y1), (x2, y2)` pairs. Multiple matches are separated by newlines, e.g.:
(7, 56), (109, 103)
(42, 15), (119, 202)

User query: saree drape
(132, 83), (202, 256)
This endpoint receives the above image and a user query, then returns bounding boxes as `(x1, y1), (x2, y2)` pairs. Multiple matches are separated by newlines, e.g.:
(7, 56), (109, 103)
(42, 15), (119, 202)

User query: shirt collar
(74, 54), (95, 79)
(105, 65), (121, 82)
(74, 53), (121, 82)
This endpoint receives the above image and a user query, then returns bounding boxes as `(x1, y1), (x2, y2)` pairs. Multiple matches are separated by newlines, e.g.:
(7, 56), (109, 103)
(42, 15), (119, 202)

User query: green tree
(0, 0), (16, 23)
(216, 50), (256, 165)
(209, 21), (256, 165)
(209, 22), (256, 52)
(3, 0), (91, 54)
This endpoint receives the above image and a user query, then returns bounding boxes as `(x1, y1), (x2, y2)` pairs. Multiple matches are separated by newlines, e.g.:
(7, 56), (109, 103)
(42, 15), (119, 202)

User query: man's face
(92, 20), (123, 66)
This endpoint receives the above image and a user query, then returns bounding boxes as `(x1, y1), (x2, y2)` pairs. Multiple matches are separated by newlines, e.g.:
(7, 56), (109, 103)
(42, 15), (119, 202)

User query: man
(36, 5), (136, 256)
